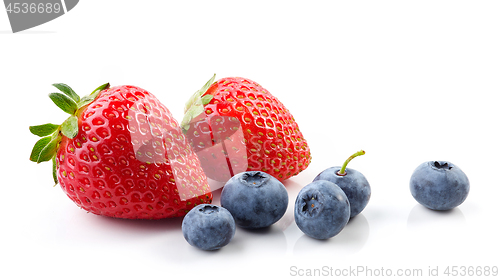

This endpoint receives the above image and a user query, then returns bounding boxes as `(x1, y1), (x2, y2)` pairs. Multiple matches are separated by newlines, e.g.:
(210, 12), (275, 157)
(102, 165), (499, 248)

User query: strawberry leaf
(181, 104), (205, 133)
(200, 94), (214, 106)
(181, 75), (216, 132)
(49, 92), (78, 115)
(61, 116), (78, 138)
(52, 157), (58, 185)
(78, 96), (96, 108)
(52, 83), (80, 103)
(199, 74), (216, 95)
(37, 136), (59, 163)
(90, 83), (110, 95)
(30, 136), (51, 162)
(78, 83), (110, 108)
(184, 74), (216, 113)
(180, 115), (192, 133)
(29, 123), (59, 137)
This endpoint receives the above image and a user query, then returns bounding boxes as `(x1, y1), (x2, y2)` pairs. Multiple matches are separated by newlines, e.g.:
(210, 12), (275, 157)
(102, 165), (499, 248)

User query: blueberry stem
(337, 150), (365, 176)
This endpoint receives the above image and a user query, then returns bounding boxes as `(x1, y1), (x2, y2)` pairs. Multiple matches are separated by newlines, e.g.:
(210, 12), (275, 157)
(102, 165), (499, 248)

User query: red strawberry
(30, 83), (212, 219)
(181, 75), (312, 182)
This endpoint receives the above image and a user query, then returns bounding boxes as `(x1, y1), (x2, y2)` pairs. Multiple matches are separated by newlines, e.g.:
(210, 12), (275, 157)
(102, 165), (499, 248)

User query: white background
(1, 1), (499, 279)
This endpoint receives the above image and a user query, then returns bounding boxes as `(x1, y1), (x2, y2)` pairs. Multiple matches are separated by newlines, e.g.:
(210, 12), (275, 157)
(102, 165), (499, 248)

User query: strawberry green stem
(181, 74), (216, 133)
(337, 150), (365, 176)
(29, 83), (110, 185)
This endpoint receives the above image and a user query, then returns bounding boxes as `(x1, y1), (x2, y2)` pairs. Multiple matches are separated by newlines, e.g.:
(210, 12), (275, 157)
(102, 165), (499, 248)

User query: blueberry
(314, 150), (370, 218)
(294, 180), (350, 240)
(182, 204), (236, 250)
(410, 161), (470, 211)
(220, 171), (288, 229)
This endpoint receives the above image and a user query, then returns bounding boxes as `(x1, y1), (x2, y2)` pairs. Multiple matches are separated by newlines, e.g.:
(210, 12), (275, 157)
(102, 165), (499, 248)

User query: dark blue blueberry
(294, 180), (350, 240)
(410, 161), (470, 211)
(314, 166), (371, 218)
(220, 171), (288, 229)
(182, 204), (236, 250)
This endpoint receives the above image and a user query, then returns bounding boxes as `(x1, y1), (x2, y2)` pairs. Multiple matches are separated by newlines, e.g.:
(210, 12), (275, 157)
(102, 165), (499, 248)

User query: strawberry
(181, 75), (311, 182)
(30, 83), (212, 219)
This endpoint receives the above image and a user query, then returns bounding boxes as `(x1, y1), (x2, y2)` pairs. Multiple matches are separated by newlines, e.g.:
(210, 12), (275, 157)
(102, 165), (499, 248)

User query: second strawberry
(181, 75), (312, 182)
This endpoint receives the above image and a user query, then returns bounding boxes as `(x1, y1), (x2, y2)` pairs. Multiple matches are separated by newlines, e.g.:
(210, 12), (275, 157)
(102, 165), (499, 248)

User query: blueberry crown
(432, 161), (453, 170)
(199, 205), (220, 214)
(240, 171), (270, 187)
